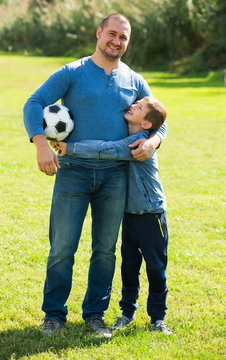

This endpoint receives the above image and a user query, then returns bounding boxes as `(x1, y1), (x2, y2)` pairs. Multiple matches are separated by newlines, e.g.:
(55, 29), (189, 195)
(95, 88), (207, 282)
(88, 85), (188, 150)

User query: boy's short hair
(144, 97), (167, 130)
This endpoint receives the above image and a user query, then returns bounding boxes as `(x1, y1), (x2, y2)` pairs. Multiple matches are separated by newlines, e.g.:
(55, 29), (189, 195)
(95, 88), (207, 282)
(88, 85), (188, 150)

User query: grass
(0, 54), (225, 360)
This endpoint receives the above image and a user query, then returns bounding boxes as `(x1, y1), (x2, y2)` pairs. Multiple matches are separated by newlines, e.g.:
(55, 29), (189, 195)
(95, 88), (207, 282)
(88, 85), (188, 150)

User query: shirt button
(110, 78), (113, 81)
(109, 83), (112, 87)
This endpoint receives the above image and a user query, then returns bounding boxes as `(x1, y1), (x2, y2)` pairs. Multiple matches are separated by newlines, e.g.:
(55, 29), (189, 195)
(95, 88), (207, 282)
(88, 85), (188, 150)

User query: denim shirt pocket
(118, 87), (138, 109)
(142, 180), (152, 205)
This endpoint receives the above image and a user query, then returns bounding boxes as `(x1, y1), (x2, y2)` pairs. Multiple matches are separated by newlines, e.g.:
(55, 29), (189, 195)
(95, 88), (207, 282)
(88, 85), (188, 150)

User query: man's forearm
(33, 134), (49, 149)
(148, 133), (161, 149)
(153, 120), (167, 144)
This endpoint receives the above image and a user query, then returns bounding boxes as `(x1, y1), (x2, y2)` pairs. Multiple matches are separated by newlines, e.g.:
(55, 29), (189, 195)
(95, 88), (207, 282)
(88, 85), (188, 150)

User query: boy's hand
(50, 141), (67, 157)
(50, 141), (59, 152)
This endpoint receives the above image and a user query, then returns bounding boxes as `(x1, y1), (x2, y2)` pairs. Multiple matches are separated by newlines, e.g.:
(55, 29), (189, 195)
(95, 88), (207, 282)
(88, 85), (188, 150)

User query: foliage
(0, 0), (225, 69)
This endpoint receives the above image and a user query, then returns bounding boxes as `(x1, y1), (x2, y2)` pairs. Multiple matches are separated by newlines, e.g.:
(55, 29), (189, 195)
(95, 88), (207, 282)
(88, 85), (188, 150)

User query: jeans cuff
(84, 315), (103, 323)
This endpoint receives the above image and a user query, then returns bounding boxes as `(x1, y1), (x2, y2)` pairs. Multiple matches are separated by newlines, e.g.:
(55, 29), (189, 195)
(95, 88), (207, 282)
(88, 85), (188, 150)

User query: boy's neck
(128, 123), (143, 135)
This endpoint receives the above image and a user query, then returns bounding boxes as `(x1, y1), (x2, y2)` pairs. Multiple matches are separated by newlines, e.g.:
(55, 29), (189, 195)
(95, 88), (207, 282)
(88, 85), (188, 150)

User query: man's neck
(128, 123), (143, 135)
(91, 53), (120, 75)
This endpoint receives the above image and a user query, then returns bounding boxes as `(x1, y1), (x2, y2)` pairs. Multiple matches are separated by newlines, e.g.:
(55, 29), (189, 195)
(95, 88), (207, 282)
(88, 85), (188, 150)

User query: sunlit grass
(0, 54), (225, 360)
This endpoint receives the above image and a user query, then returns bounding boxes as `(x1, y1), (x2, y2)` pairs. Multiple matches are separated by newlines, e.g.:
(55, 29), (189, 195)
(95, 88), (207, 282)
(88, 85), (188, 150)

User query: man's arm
(130, 121), (167, 161)
(63, 131), (150, 161)
(23, 66), (69, 175)
(135, 77), (167, 161)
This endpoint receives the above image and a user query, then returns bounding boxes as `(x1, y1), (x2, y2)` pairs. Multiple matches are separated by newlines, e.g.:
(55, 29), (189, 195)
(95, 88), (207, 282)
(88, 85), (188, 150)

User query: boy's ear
(142, 121), (152, 130)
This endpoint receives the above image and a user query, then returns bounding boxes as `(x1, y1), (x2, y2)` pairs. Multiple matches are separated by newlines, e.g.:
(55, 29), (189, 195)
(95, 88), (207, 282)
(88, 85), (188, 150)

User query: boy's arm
(66, 131), (150, 161)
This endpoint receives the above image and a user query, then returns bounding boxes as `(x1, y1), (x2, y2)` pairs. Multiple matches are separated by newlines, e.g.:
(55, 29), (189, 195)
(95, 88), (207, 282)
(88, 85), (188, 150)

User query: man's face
(124, 98), (149, 125)
(96, 17), (131, 61)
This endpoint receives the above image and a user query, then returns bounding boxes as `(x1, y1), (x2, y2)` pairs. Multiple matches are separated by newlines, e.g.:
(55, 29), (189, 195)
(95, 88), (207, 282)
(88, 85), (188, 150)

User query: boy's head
(124, 96), (167, 131)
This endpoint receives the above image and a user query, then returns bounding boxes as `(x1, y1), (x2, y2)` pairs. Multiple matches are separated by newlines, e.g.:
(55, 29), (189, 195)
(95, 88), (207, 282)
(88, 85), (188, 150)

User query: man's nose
(112, 36), (120, 45)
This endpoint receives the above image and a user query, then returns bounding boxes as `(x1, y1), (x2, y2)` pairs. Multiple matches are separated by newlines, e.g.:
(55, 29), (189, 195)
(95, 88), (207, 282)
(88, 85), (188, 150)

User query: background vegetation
(0, 0), (225, 72)
(0, 54), (225, 359)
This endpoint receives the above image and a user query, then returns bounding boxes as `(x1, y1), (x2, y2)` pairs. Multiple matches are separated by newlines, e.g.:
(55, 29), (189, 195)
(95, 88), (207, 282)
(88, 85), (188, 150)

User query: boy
(51, 96), (172, 334)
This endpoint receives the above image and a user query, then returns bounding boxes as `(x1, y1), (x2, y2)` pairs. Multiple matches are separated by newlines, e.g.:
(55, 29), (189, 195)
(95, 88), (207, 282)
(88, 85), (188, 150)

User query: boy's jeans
(120, 211), (168, 323)
(42, 162), (126, 323)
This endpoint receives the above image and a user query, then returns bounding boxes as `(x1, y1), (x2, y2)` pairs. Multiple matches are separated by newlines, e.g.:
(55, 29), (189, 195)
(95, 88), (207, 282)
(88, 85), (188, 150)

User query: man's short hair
(144, 97), (167, 130)
(100, 13), (131, 30)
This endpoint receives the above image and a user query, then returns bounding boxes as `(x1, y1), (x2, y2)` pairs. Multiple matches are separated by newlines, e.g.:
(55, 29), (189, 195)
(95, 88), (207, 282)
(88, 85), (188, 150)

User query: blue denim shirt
(66, 130), (166, 214)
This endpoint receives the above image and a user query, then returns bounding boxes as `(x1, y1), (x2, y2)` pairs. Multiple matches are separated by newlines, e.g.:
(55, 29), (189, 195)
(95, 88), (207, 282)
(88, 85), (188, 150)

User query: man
(23, 13), (167, 337)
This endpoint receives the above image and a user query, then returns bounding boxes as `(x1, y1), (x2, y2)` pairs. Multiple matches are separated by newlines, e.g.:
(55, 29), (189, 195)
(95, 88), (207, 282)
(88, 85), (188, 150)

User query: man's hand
(33, 135), (60, 176)
(128, 134), (161, 161)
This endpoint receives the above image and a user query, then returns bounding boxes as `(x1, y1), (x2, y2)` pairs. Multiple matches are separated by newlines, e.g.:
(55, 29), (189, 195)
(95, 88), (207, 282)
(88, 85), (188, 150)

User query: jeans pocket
(115, 164), (127, 169)
(59, 162), (73, 169)
(155, 213), (168, 244)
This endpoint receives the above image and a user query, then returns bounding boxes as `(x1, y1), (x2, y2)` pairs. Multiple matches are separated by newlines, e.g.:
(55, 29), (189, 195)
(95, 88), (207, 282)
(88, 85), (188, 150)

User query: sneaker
(111, 315), (132, 331)
(152, 320), (172, 335)
(87, 318), (112, 338)
(42, 319), (61, 335)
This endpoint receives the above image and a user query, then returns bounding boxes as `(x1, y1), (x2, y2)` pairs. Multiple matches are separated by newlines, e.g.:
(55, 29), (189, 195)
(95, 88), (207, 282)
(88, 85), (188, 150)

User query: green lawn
(0, 55), (225, 360)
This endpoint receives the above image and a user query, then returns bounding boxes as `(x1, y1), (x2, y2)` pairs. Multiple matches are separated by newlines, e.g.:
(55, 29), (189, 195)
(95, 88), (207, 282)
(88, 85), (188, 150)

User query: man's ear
(142, 121), (152, 130)
(96, 26), (102, 39)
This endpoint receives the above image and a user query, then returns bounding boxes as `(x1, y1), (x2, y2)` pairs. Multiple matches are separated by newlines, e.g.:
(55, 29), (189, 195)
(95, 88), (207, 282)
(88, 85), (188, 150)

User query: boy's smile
(124, 98), (149, 125)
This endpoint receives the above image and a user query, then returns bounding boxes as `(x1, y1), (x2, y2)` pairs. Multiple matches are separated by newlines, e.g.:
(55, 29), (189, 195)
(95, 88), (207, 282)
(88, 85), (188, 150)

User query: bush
(0, 0), (225, 71)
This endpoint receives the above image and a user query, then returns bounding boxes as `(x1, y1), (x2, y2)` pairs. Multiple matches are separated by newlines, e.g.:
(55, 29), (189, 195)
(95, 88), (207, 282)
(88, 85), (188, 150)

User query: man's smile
(107, 43), (121, 50)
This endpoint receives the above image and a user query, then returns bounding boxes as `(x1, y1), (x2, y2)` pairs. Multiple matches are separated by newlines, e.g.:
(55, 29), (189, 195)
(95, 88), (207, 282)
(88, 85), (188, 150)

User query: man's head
(124, 97), (167, 131)
(96, 13), (131, 62)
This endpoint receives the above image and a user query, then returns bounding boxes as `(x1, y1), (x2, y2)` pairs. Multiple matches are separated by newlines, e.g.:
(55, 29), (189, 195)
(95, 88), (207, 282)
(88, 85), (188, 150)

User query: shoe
(87, 318), (112, 338)
(42, 319), (61, 335)
(152, 320), (172, 335)
(111, 315), (132, 331)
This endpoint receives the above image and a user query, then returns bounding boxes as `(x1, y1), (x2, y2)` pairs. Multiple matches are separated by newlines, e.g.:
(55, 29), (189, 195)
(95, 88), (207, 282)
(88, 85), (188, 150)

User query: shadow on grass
(149, 80), (224, 88)
(0, 321), (112, 360)
(144, 71), (225, 88)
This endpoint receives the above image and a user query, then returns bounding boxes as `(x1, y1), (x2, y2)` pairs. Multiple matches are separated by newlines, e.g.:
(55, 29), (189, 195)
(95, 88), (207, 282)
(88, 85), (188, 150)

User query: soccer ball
(43, 104), (74, 141)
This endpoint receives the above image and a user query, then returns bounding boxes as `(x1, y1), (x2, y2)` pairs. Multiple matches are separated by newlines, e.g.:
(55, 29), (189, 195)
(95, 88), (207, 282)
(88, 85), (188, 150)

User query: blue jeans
(42, 162), (127, 323)
(120, 211), (168, 323)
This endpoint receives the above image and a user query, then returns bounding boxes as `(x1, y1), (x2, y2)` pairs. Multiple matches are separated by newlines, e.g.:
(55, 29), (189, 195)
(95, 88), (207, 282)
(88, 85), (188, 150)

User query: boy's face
(124, 98), (149, 126)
